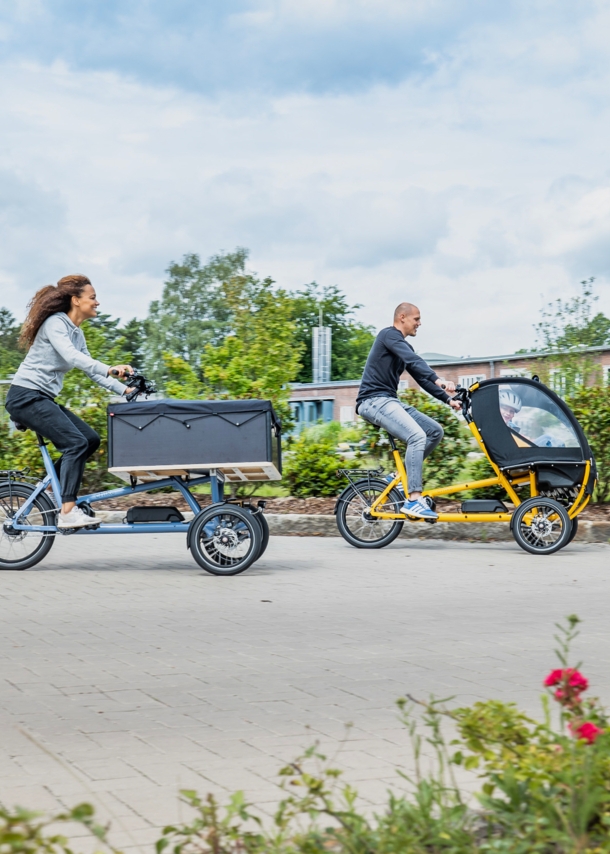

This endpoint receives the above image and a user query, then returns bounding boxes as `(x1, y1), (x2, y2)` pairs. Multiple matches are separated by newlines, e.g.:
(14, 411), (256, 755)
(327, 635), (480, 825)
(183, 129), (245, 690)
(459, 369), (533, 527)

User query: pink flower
(544, 668), (588, 693)
(568, 671), (589, 691)
(544, 669), (564, 687)
(570, 721), (603, 744)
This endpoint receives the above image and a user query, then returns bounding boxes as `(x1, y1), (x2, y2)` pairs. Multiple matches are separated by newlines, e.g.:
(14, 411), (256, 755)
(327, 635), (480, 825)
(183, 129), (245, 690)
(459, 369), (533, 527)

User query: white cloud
(1, 0), (610, 357)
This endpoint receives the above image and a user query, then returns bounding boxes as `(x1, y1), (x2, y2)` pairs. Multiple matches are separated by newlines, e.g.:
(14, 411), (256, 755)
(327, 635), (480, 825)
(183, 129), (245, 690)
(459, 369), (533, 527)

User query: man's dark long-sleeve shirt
(356, 327), (451, 410)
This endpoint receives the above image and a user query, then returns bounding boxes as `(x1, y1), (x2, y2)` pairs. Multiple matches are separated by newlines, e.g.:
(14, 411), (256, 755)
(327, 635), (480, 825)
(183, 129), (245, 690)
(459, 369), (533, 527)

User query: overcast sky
(1, 0), (610, 357)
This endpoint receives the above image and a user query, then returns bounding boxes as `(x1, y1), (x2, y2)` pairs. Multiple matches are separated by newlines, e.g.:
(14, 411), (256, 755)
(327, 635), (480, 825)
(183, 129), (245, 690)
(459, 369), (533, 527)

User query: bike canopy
(470, 377), (594, 473)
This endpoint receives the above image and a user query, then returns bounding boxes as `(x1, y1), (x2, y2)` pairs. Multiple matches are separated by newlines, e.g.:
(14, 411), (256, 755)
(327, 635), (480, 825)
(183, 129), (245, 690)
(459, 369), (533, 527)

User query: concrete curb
(93, 511), (610, 543)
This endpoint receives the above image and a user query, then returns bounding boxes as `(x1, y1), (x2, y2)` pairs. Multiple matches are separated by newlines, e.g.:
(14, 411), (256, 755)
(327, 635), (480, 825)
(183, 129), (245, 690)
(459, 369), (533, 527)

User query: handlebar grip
(109, 369), (120, 377)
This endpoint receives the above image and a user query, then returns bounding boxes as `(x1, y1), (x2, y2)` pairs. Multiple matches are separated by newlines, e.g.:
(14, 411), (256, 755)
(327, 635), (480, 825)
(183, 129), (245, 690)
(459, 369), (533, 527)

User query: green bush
(283, 436), (359, 497)
(568, 385), (610, 503)
(360, 390), (472, 488)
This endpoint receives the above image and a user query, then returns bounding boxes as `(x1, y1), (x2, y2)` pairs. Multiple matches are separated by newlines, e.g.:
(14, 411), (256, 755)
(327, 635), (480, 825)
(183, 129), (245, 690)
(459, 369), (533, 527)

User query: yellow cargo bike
(335, 377), (596, 555)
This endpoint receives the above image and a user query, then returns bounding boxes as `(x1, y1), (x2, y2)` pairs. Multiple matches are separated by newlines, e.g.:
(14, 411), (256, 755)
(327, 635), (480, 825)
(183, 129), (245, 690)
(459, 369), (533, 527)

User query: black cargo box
(107, 399), (281, 484)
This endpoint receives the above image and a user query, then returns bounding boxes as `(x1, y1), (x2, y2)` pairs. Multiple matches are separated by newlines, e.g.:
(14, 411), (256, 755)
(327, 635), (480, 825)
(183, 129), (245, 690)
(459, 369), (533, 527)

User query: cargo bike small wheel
(189, 504), (262, 575)
(336, 478), (404, 549)
(511, 497), (572, 555)
(247, 509), (270, 558)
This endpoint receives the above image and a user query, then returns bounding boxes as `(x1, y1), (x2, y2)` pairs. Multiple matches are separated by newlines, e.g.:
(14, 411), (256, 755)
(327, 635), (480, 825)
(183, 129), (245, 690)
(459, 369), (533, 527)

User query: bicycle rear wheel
(0, 483), (56, 570)
(336, 478), (404, 548)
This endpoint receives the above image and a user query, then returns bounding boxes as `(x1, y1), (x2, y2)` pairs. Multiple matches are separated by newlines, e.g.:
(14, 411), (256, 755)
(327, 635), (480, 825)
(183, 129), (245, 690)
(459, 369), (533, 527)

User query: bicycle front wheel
(189, 504), (262, 575)
(0, 483), (56, 570)
(336, 479), (404, 549)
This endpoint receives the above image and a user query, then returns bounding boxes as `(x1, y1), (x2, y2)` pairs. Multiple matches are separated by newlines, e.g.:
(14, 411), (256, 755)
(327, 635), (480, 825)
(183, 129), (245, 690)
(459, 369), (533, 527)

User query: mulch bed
(93, 491), (610, 520)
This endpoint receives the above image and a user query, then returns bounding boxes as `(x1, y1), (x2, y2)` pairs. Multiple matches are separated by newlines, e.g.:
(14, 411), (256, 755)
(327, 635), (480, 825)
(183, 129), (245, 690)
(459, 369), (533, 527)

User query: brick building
(288, 346), (610, 431)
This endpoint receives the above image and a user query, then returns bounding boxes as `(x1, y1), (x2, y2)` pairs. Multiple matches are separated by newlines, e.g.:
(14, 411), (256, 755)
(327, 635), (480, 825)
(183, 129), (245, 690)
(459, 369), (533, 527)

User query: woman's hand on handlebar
(108, 364), (133, 379)
(449, 399), (462, 411)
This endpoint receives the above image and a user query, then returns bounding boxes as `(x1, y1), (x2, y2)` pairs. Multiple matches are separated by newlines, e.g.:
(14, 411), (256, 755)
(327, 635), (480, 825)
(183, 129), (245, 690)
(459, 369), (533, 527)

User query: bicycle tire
(336, 478), (404, 549)
(511, 497), (572, 555)
(250, 510), (270, 558)
(189, 504), (262, 575)
(566, 515), (579, 545)
(0, 482), (56, 570)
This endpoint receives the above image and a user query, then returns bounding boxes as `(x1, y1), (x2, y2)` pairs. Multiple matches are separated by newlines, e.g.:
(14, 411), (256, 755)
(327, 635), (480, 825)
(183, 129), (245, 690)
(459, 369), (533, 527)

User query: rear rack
(337, 467), (385, 489)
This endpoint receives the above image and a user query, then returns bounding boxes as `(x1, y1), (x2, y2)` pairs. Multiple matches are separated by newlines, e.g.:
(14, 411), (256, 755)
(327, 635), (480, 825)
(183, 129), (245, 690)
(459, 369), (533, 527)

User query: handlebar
(110, 370), (157, 402)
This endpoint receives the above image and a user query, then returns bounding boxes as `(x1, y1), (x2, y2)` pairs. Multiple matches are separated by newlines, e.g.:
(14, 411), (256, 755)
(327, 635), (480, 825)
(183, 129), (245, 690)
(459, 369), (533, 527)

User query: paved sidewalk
(1, 535), (609, 849)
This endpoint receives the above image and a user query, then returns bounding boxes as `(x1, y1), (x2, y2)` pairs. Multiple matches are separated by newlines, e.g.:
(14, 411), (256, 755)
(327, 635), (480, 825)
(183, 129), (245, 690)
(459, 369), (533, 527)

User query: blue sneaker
(401, 498), (438, 520)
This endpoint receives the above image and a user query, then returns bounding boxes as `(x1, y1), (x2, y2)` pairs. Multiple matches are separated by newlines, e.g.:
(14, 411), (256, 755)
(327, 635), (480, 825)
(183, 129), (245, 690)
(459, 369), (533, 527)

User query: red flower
(544, 669), (564, 687)
(568, 671), (588, 691)
(544, 668), (588, 693)
(570, 721), (603, 744)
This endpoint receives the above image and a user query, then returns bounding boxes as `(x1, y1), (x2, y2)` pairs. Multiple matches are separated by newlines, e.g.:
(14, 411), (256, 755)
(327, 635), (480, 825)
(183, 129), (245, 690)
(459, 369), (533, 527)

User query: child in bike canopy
(356, 303), (461, 520)
(4, 276), (132, 529)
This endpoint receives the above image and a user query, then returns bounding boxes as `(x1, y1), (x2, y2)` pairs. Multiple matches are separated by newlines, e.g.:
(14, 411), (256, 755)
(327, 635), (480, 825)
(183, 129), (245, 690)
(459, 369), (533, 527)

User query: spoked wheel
(511, 497), (572, 555)
(336, 478), (404, 549)
(0, 483), (56, 570)
(189, 504), (262, 575)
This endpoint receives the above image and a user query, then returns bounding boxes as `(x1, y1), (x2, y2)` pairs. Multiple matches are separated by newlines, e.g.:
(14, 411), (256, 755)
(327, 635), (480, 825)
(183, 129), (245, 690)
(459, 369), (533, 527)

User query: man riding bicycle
(356, 302), (461, 520)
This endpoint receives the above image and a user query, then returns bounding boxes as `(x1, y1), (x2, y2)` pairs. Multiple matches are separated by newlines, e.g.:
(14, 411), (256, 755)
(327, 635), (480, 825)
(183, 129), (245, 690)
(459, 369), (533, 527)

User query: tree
(143, 250), (245, 382)
(535, 278), (610, 391)
(161, 274), (304, 424)
(0, 308), (22, 378)
(290, 283), (375, 382)
(199, 275), (304, 424)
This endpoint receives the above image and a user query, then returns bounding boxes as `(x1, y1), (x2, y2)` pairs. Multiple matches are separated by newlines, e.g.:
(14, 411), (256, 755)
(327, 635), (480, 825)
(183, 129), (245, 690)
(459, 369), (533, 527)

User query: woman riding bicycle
(4, 275), (132, 529)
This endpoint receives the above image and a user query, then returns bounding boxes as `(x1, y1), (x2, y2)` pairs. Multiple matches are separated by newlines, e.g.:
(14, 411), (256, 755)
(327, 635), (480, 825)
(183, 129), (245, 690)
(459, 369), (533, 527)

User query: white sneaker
(57, 506), (100, 529)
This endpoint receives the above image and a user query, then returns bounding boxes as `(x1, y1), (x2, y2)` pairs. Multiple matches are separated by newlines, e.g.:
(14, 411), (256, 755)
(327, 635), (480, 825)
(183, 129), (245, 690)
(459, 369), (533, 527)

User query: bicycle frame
(9, 435), (225, 536)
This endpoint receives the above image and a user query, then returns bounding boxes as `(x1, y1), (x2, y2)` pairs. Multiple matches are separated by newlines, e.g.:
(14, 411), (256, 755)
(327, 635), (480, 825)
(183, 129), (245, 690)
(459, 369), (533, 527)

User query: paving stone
(1, 535), (609, 849)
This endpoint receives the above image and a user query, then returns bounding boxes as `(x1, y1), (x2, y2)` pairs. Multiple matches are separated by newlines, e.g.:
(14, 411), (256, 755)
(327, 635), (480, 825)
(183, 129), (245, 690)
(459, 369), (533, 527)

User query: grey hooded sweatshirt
(11, 312), (125, 398)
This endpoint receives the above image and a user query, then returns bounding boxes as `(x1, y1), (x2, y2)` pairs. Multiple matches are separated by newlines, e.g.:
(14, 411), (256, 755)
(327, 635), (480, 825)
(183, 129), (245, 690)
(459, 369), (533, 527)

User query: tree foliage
(291, 283), (375, 382)
(143, 250), (242, 383)
(535, 278), (610, 391)
(0, 308), (22, 377)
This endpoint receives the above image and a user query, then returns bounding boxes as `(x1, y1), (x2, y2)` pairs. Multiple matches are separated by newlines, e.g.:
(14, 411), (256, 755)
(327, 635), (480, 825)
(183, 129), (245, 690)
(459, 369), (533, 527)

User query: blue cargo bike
(0, 373), (281, 574)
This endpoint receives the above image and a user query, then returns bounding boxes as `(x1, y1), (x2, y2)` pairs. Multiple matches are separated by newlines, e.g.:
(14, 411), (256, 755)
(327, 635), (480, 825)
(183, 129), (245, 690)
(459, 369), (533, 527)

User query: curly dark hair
(19, 275), (92, 349)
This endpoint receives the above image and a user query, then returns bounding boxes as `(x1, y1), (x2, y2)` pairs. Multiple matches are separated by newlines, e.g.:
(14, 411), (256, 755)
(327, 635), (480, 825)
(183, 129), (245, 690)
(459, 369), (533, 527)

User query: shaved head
(394, 302), (418, 321)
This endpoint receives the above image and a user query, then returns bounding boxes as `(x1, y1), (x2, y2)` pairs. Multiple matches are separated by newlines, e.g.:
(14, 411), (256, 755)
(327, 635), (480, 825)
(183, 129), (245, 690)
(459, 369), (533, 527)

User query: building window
(499, 368), (526, 378)
(604, 365), (610, 385)
(398, 380), (409, 391)
(458, 374), (486, 389)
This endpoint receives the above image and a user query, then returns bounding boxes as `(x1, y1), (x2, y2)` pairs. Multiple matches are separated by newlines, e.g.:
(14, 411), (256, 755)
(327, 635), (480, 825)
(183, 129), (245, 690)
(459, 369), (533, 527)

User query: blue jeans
(358, 396), (444, 493)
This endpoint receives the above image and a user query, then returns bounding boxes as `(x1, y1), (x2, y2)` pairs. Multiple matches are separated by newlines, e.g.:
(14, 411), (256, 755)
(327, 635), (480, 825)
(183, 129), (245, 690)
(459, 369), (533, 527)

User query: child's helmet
(499, 390), (522, 412)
